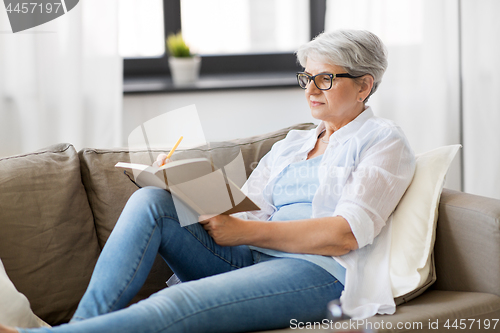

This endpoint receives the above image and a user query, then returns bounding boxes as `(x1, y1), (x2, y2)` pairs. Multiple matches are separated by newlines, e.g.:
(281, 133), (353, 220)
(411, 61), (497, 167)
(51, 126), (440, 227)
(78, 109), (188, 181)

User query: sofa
(0, 123), (499, 332)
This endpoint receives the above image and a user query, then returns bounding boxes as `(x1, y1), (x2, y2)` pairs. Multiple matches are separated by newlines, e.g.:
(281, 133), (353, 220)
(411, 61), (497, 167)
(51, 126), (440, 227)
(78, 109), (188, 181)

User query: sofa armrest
(434, 188), (500, 296)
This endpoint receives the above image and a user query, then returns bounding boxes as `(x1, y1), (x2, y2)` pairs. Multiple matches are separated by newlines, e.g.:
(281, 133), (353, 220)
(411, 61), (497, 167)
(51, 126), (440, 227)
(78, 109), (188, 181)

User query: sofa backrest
(434, 188), (500, 297)
(0, 144), (101, 325)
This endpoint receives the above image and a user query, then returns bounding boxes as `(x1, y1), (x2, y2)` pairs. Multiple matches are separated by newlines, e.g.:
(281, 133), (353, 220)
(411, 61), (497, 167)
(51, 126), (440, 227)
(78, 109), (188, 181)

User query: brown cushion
(0, 144), (100, 325)
(79, 147), (146, 249)
(79, 147), (175, 304)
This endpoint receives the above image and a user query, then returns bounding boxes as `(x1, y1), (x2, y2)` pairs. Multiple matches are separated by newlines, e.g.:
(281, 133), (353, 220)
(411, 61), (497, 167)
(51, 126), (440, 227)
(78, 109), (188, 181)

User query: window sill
(123, 72), (298, 95)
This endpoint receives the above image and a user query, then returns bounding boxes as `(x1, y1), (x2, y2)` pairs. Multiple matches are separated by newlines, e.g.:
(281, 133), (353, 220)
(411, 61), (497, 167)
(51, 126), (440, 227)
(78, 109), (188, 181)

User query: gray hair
(296, 29), (388, 102)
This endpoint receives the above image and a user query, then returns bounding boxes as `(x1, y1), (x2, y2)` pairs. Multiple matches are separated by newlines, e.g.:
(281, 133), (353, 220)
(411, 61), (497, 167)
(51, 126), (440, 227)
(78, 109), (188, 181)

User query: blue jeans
(19, 187), (344, 333)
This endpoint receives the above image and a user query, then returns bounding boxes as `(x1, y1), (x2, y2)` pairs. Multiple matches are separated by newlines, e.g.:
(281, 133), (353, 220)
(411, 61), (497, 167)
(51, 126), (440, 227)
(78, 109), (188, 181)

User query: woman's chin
(310, 107), (330, 121)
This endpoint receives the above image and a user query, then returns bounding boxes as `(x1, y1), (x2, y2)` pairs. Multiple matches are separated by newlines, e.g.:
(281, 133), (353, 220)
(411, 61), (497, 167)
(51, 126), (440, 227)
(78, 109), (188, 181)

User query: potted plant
(166, 32), (201, 87)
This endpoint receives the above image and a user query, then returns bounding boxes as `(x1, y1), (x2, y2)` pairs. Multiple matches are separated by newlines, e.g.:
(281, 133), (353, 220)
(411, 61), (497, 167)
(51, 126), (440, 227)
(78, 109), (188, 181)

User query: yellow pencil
(166, 136), (183, 159)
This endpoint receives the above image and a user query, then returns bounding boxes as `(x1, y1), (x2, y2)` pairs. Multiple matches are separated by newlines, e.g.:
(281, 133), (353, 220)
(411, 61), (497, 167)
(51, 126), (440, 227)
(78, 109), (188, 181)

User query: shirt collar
(314, 106), (374, 145)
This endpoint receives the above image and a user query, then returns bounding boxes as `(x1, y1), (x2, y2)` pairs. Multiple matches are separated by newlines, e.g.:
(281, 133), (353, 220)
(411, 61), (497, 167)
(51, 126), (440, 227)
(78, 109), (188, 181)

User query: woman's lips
(310, 101), (324, 107)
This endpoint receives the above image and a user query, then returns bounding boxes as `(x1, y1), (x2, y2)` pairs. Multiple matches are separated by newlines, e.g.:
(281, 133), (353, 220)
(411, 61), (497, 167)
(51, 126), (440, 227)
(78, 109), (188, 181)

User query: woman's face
(304, 58), (364, 128)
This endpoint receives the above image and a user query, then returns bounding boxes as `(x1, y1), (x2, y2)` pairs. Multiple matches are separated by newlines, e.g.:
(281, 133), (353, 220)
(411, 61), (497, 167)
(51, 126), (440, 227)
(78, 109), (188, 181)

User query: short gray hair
(296, 29), (388, 102)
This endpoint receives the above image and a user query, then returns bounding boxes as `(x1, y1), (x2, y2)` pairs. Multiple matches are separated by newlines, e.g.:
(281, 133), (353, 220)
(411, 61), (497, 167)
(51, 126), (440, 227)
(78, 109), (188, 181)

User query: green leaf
(166, 32), (192, 57)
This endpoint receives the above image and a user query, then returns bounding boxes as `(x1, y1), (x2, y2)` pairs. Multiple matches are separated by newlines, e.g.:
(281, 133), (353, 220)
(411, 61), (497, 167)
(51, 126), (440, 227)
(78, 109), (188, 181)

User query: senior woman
(1, 29), (415, 333)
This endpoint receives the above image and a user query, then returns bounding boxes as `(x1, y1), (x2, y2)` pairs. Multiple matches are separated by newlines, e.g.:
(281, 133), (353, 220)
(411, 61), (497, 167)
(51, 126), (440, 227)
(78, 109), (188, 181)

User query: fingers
(153, 153), (170, 167)
(199, 217), (212, 234)
(157, 153), (168, 160)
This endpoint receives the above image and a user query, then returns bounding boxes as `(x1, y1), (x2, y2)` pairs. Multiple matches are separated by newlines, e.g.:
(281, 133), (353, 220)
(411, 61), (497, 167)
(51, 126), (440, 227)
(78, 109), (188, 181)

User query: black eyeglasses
(296, 72), (362, 90)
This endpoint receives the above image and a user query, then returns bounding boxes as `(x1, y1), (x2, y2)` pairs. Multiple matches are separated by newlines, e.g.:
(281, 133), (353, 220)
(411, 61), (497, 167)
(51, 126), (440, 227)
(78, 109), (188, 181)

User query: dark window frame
(123, 0), (326, 79)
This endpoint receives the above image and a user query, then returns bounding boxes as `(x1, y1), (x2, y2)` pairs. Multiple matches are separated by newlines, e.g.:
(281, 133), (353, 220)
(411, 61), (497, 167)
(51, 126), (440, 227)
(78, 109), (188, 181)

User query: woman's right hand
(153, 153), (170, 167)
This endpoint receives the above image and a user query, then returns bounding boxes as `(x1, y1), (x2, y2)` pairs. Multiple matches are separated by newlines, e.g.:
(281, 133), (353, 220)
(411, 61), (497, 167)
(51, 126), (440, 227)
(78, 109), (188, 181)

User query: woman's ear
(358, 75), (374, 101)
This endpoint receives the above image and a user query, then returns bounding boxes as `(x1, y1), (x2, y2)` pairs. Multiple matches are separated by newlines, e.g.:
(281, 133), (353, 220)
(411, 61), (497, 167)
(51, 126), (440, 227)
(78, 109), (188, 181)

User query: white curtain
(461, 0), (500, 200)
(325, 0), (462, 191)
(0, 0), (122, 158)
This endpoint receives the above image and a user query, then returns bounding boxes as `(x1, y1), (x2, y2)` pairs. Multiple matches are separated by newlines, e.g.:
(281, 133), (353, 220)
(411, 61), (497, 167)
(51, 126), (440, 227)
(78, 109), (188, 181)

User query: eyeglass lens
(297, 74), (332, 90)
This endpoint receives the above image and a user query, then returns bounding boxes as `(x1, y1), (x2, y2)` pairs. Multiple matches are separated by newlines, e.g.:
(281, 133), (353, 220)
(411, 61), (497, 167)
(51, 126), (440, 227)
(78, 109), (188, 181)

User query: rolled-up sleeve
(333, 126), (415, 249)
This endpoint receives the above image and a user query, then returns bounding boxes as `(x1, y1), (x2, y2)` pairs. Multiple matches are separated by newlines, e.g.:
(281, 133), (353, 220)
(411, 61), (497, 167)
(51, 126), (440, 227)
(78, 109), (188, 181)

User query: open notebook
(115, 157), (260, 216)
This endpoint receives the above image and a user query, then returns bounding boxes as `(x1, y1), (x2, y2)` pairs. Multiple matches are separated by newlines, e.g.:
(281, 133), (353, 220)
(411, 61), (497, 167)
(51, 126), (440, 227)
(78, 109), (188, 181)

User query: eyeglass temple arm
(335, 73), (363, 79)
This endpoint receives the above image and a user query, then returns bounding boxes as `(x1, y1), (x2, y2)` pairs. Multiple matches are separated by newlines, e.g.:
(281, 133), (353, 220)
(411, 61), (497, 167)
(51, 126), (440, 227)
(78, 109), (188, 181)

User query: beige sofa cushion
(391, 145), (460, 304)
(79, 146), (175, 304)
(434, 189), (500, 297)
(0, 144), (100, 325)
(255, 291), (500, 333)
(368, 290), (500, 333)
(0, 259), (49, 328)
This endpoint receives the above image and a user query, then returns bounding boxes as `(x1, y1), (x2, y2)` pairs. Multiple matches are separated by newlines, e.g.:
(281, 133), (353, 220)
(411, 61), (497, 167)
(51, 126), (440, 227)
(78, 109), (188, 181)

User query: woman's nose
(305, 79), (320, 93)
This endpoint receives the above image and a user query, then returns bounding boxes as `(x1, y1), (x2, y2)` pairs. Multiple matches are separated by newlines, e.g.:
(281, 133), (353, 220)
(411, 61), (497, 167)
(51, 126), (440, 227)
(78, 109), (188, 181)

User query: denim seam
(155, 213), (242, 269)
(156, 214), (180, 224)
(107, 224), (159, 312)
(91, 213), (176, 315)
(154, 279), (339, 333)
(183, 224), (243, 270)
(153, 213), (244, 268)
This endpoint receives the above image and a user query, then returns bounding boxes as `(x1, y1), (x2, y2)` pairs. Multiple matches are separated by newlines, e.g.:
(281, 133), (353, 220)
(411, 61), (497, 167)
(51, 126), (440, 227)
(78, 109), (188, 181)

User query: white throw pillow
(390, 145), (461, 303)
(0, 259), (48, 328)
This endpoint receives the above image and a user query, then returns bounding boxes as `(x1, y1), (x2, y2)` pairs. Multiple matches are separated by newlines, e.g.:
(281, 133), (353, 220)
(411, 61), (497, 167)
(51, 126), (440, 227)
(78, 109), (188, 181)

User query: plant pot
(168, 56), (201, 87)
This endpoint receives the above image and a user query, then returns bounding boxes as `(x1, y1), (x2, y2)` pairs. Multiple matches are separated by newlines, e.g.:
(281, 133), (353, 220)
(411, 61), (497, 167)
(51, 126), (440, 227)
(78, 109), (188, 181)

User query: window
(180, 0), (309, 55)
(119, 0), (165, 58)
(325, 0), (423, 46)
(121, 0), (326, 87)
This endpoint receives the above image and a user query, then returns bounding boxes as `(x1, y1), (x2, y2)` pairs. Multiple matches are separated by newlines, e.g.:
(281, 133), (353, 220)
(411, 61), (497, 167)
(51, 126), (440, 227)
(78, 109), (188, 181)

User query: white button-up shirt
(235, 107), (416, 319)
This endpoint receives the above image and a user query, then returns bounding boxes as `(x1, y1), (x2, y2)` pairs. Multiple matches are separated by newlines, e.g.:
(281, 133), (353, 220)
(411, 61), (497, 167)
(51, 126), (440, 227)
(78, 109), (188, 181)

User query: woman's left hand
(199, 215), (249, 247)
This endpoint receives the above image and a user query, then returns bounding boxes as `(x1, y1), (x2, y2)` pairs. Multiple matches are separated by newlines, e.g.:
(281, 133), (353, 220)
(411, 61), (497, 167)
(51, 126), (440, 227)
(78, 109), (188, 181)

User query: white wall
(123, 88), (315, 145)
(461, 0), (500, 200)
